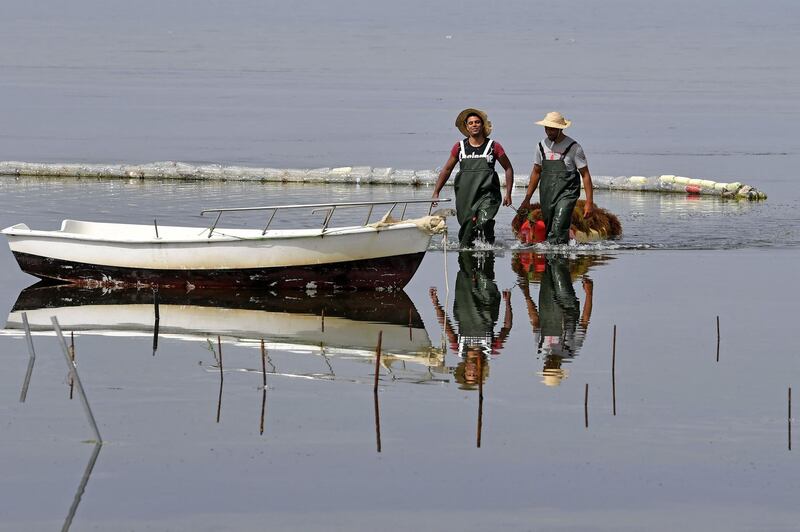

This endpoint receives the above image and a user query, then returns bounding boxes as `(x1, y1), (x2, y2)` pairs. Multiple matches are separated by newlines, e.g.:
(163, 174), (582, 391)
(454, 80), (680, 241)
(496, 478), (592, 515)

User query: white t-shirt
(533, 135), (588, 172)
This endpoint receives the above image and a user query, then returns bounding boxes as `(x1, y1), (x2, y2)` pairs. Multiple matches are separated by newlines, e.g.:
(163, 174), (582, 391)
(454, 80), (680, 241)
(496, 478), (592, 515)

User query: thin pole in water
(61, 442), (102, 532)
(260, 339), (267, 436)
(477, 355), (484, 448)
(441, 229), (450, 352)
(19, 312), (36, 403)
(373, 331), (383, 393)
(373, 331), (383, 453)
(69, 332), (75, 400)
(154, 219), (159, 239)
(152, 289), (160, 356)
(584, 383), (589, 429)
(218, 336), (223, 375)
(260, 339), (267, 388)
(51, 317), (102, 443)
(789, 387), (792, 451)
(612, 325), (617, 416)
(408, 307), (413, 341)
(716, 315), (720, 363)
(443, 229), (449, 295)
(373, 387), (382, 453)
(216, 336), (223, 423)
(260, 388), (266, 436)
(23, 312), (36, 358)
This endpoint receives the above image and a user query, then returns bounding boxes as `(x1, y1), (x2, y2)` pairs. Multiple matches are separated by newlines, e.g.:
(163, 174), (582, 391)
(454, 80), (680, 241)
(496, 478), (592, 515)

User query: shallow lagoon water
(2, 0), (800, 529)
(0, 180), (798, 531)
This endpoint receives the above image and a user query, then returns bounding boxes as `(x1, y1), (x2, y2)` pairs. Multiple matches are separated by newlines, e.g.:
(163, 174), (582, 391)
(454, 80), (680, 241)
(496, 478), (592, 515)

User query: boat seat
(60, 220), (99, 234)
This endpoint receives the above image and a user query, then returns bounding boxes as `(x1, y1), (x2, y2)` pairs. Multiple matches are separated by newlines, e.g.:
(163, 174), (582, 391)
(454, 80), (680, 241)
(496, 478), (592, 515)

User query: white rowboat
(2, 200), (448, 290)
(5, 285), (442, 369)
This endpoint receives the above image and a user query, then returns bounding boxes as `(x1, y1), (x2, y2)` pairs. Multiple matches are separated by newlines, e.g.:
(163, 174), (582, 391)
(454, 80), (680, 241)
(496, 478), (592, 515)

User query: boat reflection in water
(430, 252), (512, 390)
(5, 284), (445, 383)
(512, 252), (611, 387)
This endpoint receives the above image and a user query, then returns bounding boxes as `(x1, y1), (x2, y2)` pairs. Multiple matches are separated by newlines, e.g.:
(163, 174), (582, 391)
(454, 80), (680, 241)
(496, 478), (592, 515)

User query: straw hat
(539, 368), (568, 387)
(456, 108), (492, 137)
(535, 111), (571, 129)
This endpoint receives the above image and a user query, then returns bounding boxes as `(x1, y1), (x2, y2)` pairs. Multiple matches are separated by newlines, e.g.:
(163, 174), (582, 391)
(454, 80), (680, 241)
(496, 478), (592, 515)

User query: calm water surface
(2, 0), (799, 530)
(0, 181), (798, 532)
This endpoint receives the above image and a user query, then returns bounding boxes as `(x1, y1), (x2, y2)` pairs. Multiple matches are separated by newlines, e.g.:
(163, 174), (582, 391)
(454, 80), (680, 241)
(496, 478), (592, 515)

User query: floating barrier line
(0, 161), (766, 200)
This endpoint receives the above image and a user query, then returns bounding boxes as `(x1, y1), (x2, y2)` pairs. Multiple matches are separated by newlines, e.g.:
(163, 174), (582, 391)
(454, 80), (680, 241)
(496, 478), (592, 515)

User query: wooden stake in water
(612, 325), (617, 416)
(260, 339), (267, 435)
(477, 355), (484, 448)
(19, 312), (36, 403)
(69, 332), (76, 400)
(373, 386), (382, 453)
(51, 317), (102, 443)
(22, 311), (36, 358)
(443, 229), (449, 296)
(373, 331), (383, 393)
(260, 388), (266, 436)
(612, 325), (616, 372)
(373, 331), (383, 453)
(152, 289), (160, 356)
(216, 335), (223, 423)
(321, 308), (325, 333)
(584, 383), (589, 429)
(217, 336), (223, 375)
(61, 442), (102, 532)
(716, 315), (720, 363)
(790, 387), (792, 451)
(260, 339), (267, 388)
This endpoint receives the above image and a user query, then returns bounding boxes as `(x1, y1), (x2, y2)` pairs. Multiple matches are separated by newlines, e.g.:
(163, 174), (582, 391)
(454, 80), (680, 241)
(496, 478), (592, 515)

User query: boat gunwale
(1, 219), (427, 245)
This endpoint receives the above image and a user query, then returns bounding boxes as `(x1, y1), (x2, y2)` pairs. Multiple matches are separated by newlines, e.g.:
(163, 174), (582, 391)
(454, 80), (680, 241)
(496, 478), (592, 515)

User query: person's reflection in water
(430, 252), (512, 389)
(515, 253), (593, 387)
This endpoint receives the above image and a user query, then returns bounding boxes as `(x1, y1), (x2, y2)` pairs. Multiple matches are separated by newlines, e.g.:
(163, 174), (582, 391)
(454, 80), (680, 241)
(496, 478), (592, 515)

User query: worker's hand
(503, 192), (512, 207)
(431, 193), (439, 207)
(583, 201), (594, 218)
(518, 198), (532, 212)
(502, 289), (511, 301)
(582, 276), (593, 294)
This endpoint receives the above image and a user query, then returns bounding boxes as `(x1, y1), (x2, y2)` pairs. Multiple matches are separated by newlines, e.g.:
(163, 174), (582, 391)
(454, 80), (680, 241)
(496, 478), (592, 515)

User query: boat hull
(3, 218), (441, 290)
(6, 285), (435, 361)
(3, 286), (447, 380)
(11, 250), (426, 290)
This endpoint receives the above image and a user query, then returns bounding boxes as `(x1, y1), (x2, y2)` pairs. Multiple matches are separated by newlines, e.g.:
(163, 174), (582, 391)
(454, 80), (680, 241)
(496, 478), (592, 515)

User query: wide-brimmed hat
(456, 108), (492, 137)
(535, 111), (571, 129)
(539, 368), (568, 387)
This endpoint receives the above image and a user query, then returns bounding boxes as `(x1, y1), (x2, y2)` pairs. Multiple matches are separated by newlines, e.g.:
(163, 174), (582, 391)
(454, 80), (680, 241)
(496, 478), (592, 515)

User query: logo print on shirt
(462, 153), (494, 163)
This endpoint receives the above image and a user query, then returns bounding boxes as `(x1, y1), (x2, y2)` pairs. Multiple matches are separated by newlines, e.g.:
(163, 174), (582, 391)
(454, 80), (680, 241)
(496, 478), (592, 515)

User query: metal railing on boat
(200, 198), (451, 237)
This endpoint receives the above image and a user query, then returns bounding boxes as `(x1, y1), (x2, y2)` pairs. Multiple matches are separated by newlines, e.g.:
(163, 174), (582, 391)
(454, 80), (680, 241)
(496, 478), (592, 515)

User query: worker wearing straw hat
(513, 252), (594, 387)
(519, 111), (594, 245)
(429, 252), (513, 389)
(432, 108), (514, 247)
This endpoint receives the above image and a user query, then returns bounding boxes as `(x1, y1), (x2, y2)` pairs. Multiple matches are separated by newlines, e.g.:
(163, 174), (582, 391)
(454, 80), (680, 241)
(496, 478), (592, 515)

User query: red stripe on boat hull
(12, 251), (426, 290)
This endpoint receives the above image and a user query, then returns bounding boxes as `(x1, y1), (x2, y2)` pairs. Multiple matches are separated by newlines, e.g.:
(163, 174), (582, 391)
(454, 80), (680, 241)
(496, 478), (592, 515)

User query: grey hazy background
(2, 0), (798, 188)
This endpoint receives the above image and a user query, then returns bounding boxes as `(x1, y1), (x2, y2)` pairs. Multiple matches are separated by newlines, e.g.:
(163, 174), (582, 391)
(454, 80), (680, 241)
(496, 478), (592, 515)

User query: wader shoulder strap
(561, 141), (577, 158)
(539, 140), (578, 161)
(459, 140), (466, 161)
(481, 139), (494, 157)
